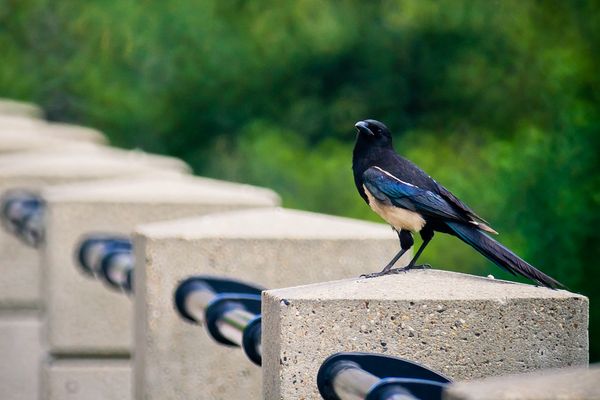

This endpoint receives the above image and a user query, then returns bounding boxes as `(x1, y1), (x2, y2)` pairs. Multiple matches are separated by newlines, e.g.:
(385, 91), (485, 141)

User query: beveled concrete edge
(262, 269), (588, 301)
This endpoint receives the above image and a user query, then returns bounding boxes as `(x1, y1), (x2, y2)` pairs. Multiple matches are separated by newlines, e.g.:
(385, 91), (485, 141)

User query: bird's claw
(360, 264), (432, 279)
(360, 267), (410, 279)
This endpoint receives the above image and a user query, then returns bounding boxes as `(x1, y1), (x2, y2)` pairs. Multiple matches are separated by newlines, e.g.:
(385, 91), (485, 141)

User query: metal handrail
(0, 191), (45, 247)
(317, 352), (450, 400)
(174, 276), (264, 365)
(75, 234), (133, 293)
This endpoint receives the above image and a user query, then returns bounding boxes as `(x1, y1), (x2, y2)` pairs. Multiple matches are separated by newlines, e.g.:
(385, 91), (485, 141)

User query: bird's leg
(362, 230), (413, 278)
(404, 228), (434, 270)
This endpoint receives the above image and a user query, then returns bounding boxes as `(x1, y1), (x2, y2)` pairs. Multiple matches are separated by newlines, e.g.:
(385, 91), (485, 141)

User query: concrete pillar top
(136, 207), (395, 240)
(0, 143), (191, 174)
(0, 114), (42, 129)
(0, 152), (184, 179)
(28, 122), (106, 144)
(0, 99), (43, 119)
(264, 269), (586, 301)
(0, 130), (82, 153)
(0, 120), (106, 145)
(42, 174), (280, 206)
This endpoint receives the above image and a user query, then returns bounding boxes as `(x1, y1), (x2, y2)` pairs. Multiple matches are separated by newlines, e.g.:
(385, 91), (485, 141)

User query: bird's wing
(363, 167), (469, 223)
(432, 180), (492, 226)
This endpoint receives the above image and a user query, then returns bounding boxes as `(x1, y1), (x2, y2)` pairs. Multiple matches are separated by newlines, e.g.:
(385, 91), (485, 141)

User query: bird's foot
(360, 266), (411, 279)
(360, 264), (432, 278)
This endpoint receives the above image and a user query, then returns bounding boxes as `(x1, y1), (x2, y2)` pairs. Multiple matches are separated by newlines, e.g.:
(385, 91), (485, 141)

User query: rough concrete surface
(0, 312), (43, 400)
(0, 153), (186, 309)
(444, 364), (600, 400)
(262, 270), (589, 400)
(133, 207), (405, 400)
(42, 175), (279, 355)
(43, 359), (131, 400)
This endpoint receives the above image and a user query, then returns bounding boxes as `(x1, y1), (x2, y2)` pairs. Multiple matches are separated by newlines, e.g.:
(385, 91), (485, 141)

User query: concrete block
(133, 207), (405, 400)
(0, 312), (43, 400)
(262, 270), (588, 400)
(43, 359), (131, 400)
(0, 99), (43, 118)
(0, 118), (107, 152)
(0, 130), (91, 154)
(444, 365), (600, 400)
(0, 144), (191, 174)
(0, 118), (107, 145)
(42, 175), (279, 355)
(0, 153), (186, 309)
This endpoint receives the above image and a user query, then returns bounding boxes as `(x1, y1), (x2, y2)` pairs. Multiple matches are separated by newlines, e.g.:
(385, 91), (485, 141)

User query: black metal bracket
(317, 352), (451, 400)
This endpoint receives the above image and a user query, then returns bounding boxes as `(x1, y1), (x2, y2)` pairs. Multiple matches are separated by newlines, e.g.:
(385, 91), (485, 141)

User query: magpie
(352, 119), (563, 289)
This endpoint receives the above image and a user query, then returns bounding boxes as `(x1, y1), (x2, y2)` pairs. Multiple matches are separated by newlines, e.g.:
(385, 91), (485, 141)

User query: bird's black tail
(446, 222), (564, 289)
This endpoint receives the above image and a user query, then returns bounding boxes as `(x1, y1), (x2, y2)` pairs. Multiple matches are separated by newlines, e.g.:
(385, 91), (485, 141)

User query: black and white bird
(352, 119), (563, 289)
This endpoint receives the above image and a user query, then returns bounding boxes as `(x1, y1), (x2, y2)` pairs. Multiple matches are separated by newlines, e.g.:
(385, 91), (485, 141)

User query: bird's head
(354, 119), (393, 147)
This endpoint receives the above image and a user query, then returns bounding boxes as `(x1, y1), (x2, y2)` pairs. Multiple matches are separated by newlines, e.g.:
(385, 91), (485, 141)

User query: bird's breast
(363, 185), (426, 232)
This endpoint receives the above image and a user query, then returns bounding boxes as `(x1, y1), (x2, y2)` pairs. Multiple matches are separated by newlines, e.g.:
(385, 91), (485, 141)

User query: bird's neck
(352, 137), (393, 175)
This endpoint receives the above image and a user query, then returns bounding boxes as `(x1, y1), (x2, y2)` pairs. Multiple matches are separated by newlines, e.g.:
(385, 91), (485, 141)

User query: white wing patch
(363, 185), (426, 232)
(372, 166), (417, 187)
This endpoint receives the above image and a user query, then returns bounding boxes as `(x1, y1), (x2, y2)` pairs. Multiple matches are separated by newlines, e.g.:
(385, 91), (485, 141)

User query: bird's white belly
(364, 185), (426, 232)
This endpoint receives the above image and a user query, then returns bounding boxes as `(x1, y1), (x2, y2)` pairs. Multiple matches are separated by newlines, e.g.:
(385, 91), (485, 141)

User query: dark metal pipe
(317, 353), (451, 400)
(75, 234), (133, 293)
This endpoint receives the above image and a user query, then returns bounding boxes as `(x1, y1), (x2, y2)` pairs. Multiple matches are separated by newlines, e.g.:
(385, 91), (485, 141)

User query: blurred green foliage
(1, 0), (598, 359)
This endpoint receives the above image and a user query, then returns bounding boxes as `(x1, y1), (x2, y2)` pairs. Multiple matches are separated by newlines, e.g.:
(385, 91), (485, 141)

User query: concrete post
(0, 312), (43, 400)
(43, 360), (131, 400)
(0, 129), (101, 154)
(444, 364), (600, 400)
(0, 153), (186, 309)
(0, 145), (191, 174)
(0, 99), (43, 118)
(0, 116), (108, 153)
(41, 175), (279, 400)
(0, 116), (107, 145)
(133, 207), (405, 400)
(262, 270), (588, 400)
(0, 153), (187, 400)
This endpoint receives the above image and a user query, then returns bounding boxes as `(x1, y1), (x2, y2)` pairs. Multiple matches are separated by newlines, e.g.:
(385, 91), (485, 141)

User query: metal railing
(174, 276), (264, 365)
(317, 352), (450, 400)
(0, 190), (45, 247)
(76, 234), (134, 293)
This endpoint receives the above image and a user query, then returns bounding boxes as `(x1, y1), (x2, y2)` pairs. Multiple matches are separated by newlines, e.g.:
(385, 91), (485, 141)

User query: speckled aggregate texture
(133, 208), (404, 400)
(44, 359), (131, 400)
(262, 270), (588, 400)
(444, 364), (600, 400)
(42, 176), (279, 355)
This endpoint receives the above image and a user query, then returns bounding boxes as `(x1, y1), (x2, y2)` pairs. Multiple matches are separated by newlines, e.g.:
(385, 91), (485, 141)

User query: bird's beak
(355, 121), (374, 136)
